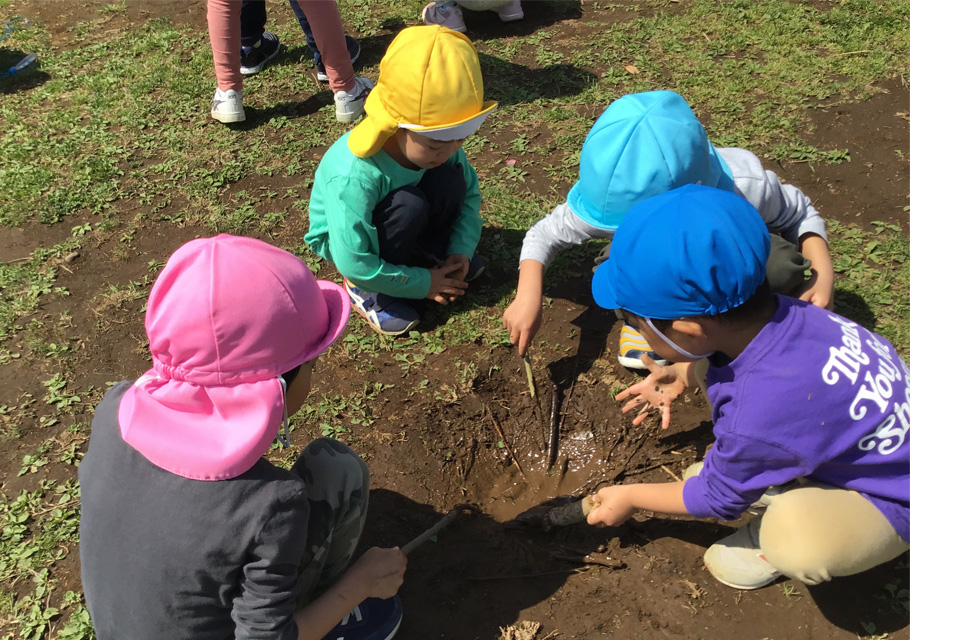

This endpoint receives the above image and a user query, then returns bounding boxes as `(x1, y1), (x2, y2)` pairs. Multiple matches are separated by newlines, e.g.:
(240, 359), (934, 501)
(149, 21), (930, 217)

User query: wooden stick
(522, 354), (547, 449)
(547, 383), (559, 468)
(659, 464), (682, 482)
(483, 403), (529, 481)
(401, 508), (460, 555)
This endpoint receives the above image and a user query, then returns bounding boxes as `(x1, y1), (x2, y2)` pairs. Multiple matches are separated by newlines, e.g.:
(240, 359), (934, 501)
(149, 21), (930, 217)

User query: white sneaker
(334, 76), (374, 123)
(422, 2), (467, 33)
(494, 0), (523, 21)
(703, 516), (782, 590)
(210, 88), (245, 123)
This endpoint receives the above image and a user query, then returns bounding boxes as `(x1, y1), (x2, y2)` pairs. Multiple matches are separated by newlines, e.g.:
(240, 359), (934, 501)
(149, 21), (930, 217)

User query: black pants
(372, 163), (468, 266)
(240, 0), (321, 65)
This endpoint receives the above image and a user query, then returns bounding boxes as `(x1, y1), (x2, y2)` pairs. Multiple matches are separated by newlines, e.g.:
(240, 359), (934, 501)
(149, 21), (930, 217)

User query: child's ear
(671, 319), (707, 340)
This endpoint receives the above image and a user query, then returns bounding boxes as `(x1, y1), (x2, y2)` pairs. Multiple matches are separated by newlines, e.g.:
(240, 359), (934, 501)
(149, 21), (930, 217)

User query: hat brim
(399, 100), (498, 141)
(308, 279), (351, 358)
(591, 260), (619, 310)
(349, 95), (498, 157)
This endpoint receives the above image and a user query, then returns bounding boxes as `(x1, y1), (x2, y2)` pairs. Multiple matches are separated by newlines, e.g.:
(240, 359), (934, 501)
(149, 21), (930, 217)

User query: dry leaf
(625, 64), (640, 75)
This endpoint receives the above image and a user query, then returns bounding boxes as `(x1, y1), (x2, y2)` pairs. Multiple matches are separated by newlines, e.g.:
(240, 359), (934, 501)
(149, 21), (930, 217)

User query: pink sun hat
(118, 234), (351, 481)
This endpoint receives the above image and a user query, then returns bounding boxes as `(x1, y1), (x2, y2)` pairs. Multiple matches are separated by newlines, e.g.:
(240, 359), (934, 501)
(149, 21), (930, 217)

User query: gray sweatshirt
(519, 147), (827, 267)
(79, 382), (307, 640)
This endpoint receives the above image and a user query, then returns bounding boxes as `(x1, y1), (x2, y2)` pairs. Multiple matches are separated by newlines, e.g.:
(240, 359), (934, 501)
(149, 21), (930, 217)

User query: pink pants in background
(206, 0), (355, 93)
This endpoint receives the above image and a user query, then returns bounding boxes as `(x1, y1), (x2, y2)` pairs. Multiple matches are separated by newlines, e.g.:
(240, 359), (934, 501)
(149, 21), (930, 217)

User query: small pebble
(64, 251), (80, 263)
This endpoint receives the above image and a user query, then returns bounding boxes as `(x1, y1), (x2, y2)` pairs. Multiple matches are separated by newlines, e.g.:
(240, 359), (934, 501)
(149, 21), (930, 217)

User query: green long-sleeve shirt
(304, 133), (482, 299)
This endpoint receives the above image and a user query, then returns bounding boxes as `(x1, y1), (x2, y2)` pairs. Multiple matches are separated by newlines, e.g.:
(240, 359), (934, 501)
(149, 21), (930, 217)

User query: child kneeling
(588, 185), (909, 589)
(305, 25), (496, 336)
(79, 235), (406, 639)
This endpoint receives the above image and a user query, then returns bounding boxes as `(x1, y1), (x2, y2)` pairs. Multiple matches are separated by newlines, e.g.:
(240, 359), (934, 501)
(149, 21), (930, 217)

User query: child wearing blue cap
(586, 184), (909, 590)
(503, 91), (834, 370)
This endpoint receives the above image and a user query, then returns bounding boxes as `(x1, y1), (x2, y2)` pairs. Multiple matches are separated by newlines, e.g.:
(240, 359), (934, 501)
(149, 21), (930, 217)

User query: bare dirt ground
(1, 1), (910, 639)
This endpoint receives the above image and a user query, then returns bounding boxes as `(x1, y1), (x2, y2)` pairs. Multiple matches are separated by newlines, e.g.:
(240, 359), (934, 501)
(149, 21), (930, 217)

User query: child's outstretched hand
(348, 546), (407, 599)
(586, 486), (639, 527)
(502, 293), (542, 356)
(616, 356), (692, 429)
(427, 263), (468, 305)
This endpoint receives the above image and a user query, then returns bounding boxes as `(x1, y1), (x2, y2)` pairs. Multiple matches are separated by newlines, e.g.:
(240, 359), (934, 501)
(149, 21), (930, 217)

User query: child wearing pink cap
(79, 235), (406, 640)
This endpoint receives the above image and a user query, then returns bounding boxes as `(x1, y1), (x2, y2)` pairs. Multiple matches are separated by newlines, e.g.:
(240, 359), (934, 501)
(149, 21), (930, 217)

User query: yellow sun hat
(348, 25), (498, 158)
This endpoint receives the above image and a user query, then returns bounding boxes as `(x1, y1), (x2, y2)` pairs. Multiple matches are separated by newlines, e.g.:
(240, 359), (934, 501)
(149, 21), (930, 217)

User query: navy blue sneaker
(464, 253), (485, 282)
(322, 595), (403, 640)
(240, 31), (281, 76)
(316, 36), (361, 83)
(343, 279), (419, 336)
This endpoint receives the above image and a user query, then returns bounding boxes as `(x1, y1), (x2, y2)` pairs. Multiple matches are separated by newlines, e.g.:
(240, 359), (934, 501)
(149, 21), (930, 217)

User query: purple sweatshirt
(682, 296), (910, 542)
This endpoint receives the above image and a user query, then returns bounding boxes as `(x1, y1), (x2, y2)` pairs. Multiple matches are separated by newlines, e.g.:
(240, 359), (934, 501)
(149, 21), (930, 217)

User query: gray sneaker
(703, 516), (781, 589)
(334, 76), (374, 123)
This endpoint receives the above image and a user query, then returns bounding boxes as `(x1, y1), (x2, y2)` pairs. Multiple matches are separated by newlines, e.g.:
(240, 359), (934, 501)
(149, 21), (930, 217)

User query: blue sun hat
(592, 184), (770, 319)
(567, 91), (735, 230)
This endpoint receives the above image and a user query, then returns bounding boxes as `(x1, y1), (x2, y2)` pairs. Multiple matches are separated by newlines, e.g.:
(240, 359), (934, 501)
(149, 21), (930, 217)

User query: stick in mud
(483, 403), (529, 481)
(522, 354), (547, 449)
(401, 507), (461, 555)
(547, 384), (559, 469)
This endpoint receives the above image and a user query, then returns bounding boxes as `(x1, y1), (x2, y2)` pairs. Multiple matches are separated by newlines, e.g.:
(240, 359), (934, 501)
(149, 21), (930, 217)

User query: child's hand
(586, 486), (639, 527)
(443, 253), (470, 283)
(798, 268), (835, 310)
(427, 263), (468, 305)
(615, 357), (690, 429)
(502, 294), (542, 356)
(348, 546), (407, 599)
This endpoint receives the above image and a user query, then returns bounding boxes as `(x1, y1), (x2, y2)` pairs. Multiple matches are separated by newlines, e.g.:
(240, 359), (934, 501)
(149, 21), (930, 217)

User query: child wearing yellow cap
(304, 25), (497, 336)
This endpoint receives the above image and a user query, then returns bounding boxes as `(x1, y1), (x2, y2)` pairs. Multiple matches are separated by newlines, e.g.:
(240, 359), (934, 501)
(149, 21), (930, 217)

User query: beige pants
(691, 360), (909, 584)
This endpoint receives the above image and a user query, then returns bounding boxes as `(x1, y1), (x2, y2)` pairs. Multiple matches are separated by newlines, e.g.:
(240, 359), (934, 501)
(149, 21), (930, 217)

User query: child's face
(396, 130), (465, 170)
(285, 357), (318, 415)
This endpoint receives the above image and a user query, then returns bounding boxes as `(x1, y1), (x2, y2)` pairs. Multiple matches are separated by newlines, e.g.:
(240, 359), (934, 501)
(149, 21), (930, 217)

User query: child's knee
(294, 438), (370, 502)
(765, 234), (811, 297)
(758, 486), (906, 585)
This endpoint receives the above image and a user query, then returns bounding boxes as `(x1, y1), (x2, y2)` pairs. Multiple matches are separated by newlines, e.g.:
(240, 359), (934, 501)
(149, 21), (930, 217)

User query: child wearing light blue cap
(503, 91), (834, 370)
(586, 184), (909, 590)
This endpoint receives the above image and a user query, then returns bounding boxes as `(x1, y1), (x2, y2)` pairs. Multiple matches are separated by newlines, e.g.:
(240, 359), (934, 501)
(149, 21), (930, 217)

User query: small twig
(2, 256), (31, 265)
(659, 464), (682, 482)
(547, 383), (559, 468)
(467, 568), (585, 581)
(483, 403), (529, 481)
(522, 354), (547, 449)
(401, 508), (460, 555)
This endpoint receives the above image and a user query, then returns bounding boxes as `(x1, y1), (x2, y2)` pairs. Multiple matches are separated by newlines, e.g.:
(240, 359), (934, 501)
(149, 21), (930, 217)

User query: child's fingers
(615, 384), (642, 402)
(660, 403), (672, 430)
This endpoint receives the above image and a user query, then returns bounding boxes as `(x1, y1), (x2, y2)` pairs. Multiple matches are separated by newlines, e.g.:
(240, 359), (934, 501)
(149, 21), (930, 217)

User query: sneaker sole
(618, 354), (669, 370)
(335, 107), (366, 123)
(498, 12), (524, 21)
(211, 109), (245, 124)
